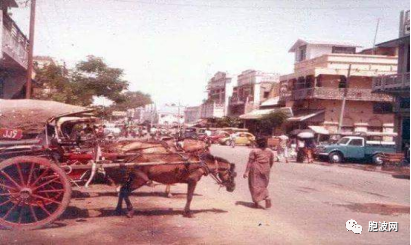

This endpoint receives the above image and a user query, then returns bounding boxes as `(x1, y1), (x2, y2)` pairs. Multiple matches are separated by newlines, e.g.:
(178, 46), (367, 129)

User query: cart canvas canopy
(0, 99), (90, 135)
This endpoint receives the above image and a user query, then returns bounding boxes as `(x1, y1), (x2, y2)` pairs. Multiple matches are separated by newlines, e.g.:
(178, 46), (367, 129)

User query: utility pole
(25, 0), (36, 99)
(372, 18), (380, 55)
(337, 64), (352, 134)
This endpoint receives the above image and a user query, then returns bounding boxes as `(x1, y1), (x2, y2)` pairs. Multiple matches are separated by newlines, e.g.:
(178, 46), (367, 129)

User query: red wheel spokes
(38, 204), (51, 216)
(29, 205), (38, 222)
(0, 171), (22, 189)
(30, 167), (50, 187)
(3, 201), (20, 220)
(0, 183), (17, 191)
(16, 163), (25, 187)
(0, 199), (12, 207)
(31, 194), (62, 205)
(27, 163), (35, 186)
(32, 177), (61, 191)
(36, 189), (65, 194)
(17, 204), (24, 224)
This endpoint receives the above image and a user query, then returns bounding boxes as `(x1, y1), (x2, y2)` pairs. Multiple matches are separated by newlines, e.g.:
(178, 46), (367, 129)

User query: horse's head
(213, 156), (236, 192)
(192, 151), (236, 192)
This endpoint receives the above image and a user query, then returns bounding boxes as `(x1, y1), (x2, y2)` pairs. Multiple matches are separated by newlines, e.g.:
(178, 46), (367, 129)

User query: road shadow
(235, 201), (263, 209)
(392, 174), (410, 180)
(72, 189), (202, 199)
(59, 206), (226, 220)
(336, 203), (410, 216)
(95, 192), (202, 198)
(59, 206), (90, 220)
(98, 208), (227, 217)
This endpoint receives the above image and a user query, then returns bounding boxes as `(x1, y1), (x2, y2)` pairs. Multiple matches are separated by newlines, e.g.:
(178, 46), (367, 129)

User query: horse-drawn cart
(0, 99), (235, 230)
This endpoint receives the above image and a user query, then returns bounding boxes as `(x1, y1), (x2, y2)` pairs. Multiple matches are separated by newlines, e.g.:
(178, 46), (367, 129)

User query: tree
(256, 111), (288, 136)
(33, 56), (132, 107)
(33, 63), (73, 103)
(71, 56), (129, 106)
(110, 91), (152, 111)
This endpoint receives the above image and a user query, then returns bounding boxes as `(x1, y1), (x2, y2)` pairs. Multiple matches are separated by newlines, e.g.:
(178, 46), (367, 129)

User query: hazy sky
(10, 0), (409, 107)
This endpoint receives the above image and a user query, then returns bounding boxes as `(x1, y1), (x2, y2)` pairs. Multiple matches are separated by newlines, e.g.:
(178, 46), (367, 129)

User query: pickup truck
(316, 136), (396, 165)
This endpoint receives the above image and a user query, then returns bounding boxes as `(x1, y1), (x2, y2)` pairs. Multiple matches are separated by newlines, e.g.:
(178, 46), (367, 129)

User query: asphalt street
(0, 145), (409, 245)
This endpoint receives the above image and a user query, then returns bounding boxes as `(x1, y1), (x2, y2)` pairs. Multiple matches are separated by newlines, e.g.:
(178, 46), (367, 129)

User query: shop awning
(308, 125), (329, 135)
(287, 110), (325, 122)
(239, 107), (293, 120)
(261, 97), (280, 107)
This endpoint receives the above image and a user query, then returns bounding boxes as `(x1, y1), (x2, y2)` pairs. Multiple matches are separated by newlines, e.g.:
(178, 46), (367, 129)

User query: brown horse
(106, 150), (236, 218)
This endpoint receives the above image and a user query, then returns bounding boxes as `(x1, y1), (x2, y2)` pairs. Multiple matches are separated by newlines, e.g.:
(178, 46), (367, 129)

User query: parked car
(219, 132), (256, 146)
(182, 128), (198, 139)
(104, 123), (121, 137)
(316, 136), (396, 165)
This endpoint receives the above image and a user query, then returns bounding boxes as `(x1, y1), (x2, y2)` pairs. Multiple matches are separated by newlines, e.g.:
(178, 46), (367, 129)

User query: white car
(104, 124), (121, 137)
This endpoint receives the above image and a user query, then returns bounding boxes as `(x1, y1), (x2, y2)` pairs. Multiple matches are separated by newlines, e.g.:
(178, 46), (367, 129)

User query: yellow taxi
(219, 132), (256, 146)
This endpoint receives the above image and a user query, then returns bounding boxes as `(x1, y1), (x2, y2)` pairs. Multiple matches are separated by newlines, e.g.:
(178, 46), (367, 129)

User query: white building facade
(201, 72), (234, 119)
(229, 70), (280, 117)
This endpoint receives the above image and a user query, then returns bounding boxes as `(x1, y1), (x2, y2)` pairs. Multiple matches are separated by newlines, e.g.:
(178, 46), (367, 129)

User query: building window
(298, 45), (307, 61)
(338, 76), (347, 88)
(263, 91), (270, 98)
(332, 46), (356, 54)
(373, 102), (393, 114)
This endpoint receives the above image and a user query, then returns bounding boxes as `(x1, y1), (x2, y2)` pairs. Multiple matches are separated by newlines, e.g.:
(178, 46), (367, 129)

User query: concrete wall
(306, 45), (333, 60)
(319, 75), (372, 89)
(2, 71), (26, 99)
(158, 113), (184, 126)
(304, 99), (394, 137)
(184, 106), (201, 124)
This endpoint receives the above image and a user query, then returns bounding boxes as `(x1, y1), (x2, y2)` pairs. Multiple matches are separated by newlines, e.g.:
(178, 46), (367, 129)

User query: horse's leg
(115, 185), (127, 215)
(165, 185), (173, 198)
(123, 185), (134, 218)
(183, 180), (197, 218)
(123, 176), (148, 218)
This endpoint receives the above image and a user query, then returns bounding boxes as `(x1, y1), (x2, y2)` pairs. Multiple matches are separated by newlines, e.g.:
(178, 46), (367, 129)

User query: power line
(101, 0), (398, 10)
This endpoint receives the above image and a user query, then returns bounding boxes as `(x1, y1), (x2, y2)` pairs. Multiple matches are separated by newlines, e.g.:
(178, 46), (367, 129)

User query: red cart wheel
(0, 156), (71, 230)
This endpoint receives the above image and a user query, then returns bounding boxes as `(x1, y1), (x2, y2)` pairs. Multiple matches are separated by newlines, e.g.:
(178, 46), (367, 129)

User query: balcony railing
(372, 72), (410, 92)
(229, 96), (245, 105)
(281, 87), (393, 102)
(2, 13), (29, 69)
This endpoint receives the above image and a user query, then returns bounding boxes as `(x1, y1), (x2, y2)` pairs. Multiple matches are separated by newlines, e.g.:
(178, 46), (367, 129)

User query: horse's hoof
(115, 208), (123, 216)
(126, 209), (134, 218)
(183, 212), (194, 218)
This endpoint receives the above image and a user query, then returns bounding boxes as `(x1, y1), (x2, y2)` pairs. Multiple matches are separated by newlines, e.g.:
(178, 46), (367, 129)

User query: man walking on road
(229, 132), (236, 148)
(243, 138), (274, 209)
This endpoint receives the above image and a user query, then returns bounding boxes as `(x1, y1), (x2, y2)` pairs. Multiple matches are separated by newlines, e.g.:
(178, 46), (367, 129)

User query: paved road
(0, 145), (409, 244)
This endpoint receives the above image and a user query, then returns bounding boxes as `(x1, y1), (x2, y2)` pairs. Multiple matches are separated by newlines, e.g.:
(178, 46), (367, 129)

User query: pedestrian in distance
(278, 136), (289, 163)
(243, 138), (274, 209)
(296, 138), (305, 163)
(305, 138), (316, 163)
(229, 132), (236, 148)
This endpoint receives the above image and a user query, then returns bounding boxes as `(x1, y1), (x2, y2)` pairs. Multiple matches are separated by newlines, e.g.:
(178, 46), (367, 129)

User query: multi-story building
(229, 70), (280, 117)
(184, 106), (201, 124)
(33, 56), (56, 69)
(0, 1), (29, 99)
(201, 72), (233, 119)
(373, 10), (410, 151)
(279, 39), (398, 140)
(157, 106), (185, 127)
